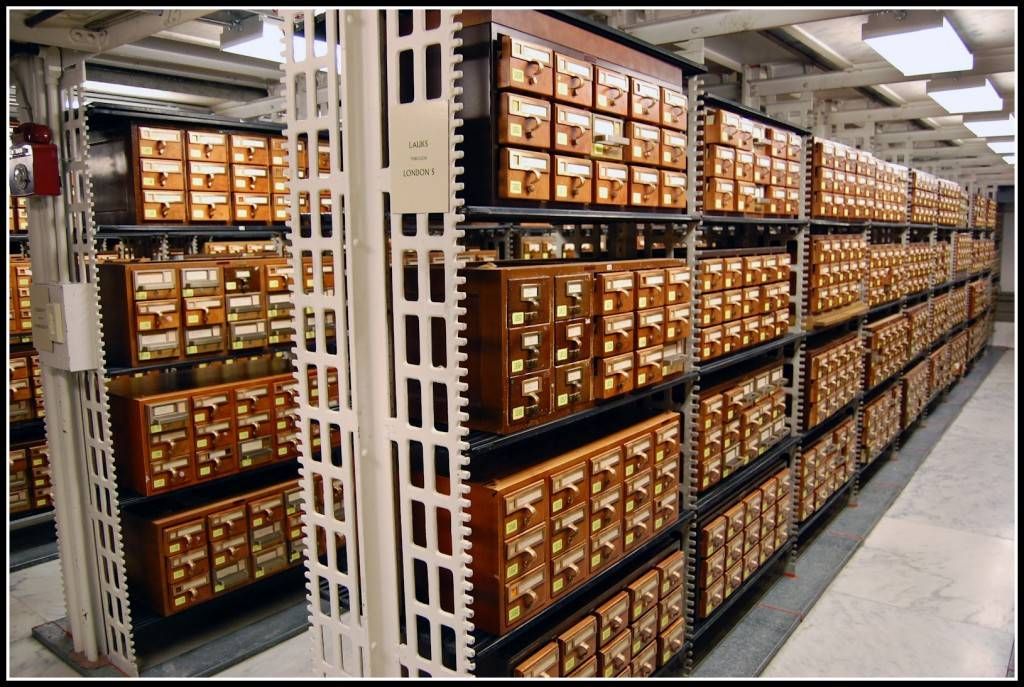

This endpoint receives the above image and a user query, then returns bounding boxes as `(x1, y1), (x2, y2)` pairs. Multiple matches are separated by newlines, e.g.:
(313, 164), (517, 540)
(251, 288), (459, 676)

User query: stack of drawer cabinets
(909, 170), (938, 224)
(463, 260), (690, 434)
(697, 466), (791, 618)
(905, 302), (931, 358)
(864, 313), (910, 389)
(795, 417), (855, 522)
(512, 549), (685, 677)
(695, 363), (788, 493)
(703, 108), (802, 217)
(804, 333), (864, 429)
(968, 317), (990, 361)
(90, 119), (294, 225)
(9, 350), (44, 422)
(99, 257), (300, 367)
(9, 256), (32, 342)
(468, 412), (680, 635)
(967, 278), (993, 319)
(948, 330), (969, 380)
(808, 235), (867, 316)
(901, 360), (930, 429)
(809, 139), (908, 222)
(9, 440), (51, 514)
(903, 244), (935, 295)
(482, 27), (689, 208)
(860, 383), (903, 463)
(108, 358), (333, 496)
(124, 479), (303, 615)
(928, 342), (953, 396)
(866, 244), (905, 306)
(695, 252), (791, 362)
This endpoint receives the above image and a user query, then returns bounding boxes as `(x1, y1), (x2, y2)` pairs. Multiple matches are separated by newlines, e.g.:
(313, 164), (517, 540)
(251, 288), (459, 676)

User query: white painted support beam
(213, 95), (285, 118)
(749, 50), (1015, 98)
(11, 10), (212, 54)
(828, 102), (954, 125)
(102, 37), (284, 82)
(626, 10), (869, 44)
(874, 126), (977, 144)
(909, 146), (1009, 161)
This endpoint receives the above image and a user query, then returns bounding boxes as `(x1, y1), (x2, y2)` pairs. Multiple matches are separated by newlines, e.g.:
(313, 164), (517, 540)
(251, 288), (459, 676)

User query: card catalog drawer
(506, 275), (551, 327)
(558, 615), (597, 676)
(253, 542), (289, 580)
(704, 178), (736, 213)
(497, 34), (553, 96)
(514, 642), (559, 678)
(233, 193), (271, 221)
(141, 190), (186, 222)
(499, 147), (550, 201)
(593, 65), (628, 116)
(625, 121), (660, 165)
(553, 52), (592, 107)
(508, 371), (551, 427)
(622, 502), (652, 552)
(630, 165), (660, 207)
(137, 329), (180, 362)
(228, 320), (267, 351)
(549, 541), (587, 601)
(597, 629), (631, 677)
(589, 445), (624, 496)
(589, 484), (623, 536)
(196, 447), (237, 482)
(226, 292), (265, 322)
(552, 155), (592, 203)
(149, 455), (193, 493)
(184, 296), (225, 328)
(591, 113), (627, 162)
(623, 432), (653, 479)
(137, 126), (183, 160)
(589, 521), (622, 575)
(499, 92), (551, 149)
(659, 170), (687, 210)
(230, 134), (269, 165)
(187, 131), (228, 162)
(595, 312), (634, 356)
(554, 361), (592, 411)
(593, 159), (628, 204)
(504, 565), (548, 630)
(553, 104), (592, 155)
(140, 158), (185, 190)
(232, 165), (271, 193)
(596, 271), (635, 315)
(596, 352), (634, 399)
(635, 345), (664, 388)
(135, 299), (179, 332)
(661, 87), (687, 130)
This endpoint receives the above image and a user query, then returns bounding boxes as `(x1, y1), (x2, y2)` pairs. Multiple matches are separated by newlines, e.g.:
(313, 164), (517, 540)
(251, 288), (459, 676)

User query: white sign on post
(388, 100), (450, 214)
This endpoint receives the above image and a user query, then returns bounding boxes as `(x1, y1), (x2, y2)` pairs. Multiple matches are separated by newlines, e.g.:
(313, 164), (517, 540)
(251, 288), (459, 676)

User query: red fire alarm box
(9, 123), (61, 197)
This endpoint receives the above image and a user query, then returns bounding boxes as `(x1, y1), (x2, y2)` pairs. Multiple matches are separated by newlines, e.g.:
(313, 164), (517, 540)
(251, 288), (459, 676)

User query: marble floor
(8, 351), (1017, 678)
(764, 350), (1017, 678)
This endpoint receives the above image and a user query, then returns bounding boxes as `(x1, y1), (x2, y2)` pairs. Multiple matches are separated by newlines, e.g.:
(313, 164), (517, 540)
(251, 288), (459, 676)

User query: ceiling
(590, 8), (1015, 186)
(8, 8), (1016, 186)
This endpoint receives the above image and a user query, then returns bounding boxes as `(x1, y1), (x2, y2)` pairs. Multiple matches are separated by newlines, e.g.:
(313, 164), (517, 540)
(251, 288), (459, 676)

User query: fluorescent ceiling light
(987, 141), (1014, 154)
(927, 77), (1003, 114)
(1003, 155), (1014, 165)
(963, 113), (1016, 138)
(862, 12), (973, 76)
(221, 14), (327, 64)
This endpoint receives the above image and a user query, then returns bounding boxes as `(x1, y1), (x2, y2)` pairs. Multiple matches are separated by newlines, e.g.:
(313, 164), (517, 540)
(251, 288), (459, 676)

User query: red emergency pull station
(9, 123), (61, 197)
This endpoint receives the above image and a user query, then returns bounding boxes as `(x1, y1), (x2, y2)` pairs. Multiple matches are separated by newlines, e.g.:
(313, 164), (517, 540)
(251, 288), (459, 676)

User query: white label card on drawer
(388, 100), (450, 214)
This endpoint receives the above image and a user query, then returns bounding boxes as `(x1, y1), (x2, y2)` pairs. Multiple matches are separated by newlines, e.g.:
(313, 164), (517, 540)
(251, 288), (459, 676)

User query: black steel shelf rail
(697, 332), (802, 378)
(866, 297), (905, 320)
(470, 510), (694, 676)
(9, 508), (56, 531)
(690, 539), (795, 642)
(87, 103), (286, 133)
(801, 392), (863, 448)
(95, 224), (289, 239)
(461, 205), (698, 224)
(118, 459), (300, 515)
(859, 434), (899, 482)
(862, 370), (903, 406)
(106, 344), (294, 377)
(467, 369), (697, 458)
(701, 215), (805, 227)
(795, 478), (853, 539)
(701, 94), (810, 136)
(10, 418), (47, 443)
(695, 434), (800, 524)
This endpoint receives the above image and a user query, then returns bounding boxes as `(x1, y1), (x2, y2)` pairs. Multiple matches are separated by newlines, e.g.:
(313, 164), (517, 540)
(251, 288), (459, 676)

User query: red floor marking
(758, 602), (804, 619)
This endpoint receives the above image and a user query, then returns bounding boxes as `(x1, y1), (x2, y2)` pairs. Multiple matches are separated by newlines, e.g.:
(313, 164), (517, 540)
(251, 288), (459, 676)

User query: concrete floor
(8, 350), (1016, 678)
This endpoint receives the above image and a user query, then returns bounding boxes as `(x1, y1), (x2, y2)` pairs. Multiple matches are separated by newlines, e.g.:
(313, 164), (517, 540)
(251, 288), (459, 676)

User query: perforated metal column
(282, 10), (473, 677)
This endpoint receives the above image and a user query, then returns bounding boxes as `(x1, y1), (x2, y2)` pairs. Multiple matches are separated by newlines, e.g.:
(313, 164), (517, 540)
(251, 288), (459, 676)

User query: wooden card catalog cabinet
(594, 161), (628, 205)
(233, 193), (270, 222)
(140, 158), (184, 190)
(187, 131), (228, 162)
(230, 134), (269, 165)
(630, 76), (662, 124)
(553, 156), (593, 203)
(142, 190), (186, 222)
(594, 66), (629, 116)
(626, 121), (661, 165)
(630, 166), (660, 207)
(190, 192), (231, 222)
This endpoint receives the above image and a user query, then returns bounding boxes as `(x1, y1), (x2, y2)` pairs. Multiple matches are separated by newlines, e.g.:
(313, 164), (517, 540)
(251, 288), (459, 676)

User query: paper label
(389, 100), (450, 213)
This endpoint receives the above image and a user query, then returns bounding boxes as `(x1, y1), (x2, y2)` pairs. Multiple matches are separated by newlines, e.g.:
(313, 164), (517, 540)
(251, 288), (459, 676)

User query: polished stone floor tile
(8, 637), (80, 678)
(763, 591), (1014, 678)
(215, 630), (315, 677)
(9, 558), (68, 622)
(9, 597), (49, 643)
(830, 518), (1015, 633)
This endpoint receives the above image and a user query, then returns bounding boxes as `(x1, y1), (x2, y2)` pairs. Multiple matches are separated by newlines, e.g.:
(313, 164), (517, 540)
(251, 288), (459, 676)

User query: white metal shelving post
(281, 9), (474, 677)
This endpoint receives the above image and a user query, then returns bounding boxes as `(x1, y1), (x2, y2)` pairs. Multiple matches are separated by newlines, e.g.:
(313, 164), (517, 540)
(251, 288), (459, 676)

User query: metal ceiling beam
(909, 145), (1011, 160)
(85, 64), (267, 101)
(874, 126), (977, 144)
(626, 10), (869, 44)
(101, 37), (283, 82)
(10, 10), (212, 54)
(749, 49), (1015, 97)
(212, 95), (285, 119)
(673, 40), (744, 73)
(828, 102), (955, 125)
(87, 54), (271, 90)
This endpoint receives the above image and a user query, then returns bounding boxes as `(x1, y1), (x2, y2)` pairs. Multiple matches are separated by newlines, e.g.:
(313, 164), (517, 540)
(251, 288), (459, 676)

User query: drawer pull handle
(609, 613), (624, 632)
(568, 74), (584, 95)
(158, 171), (169, 187)
(160, 202), (171, 218)
(524, 60), (544, 86)
(175, 470), (186, 480)
(517, 502), (537, 526)
(569, 174), (586, 197)
(521, 589), (539, 609)
(523, 168), (541, 194)
(156, 140), (167, 155)
(641, 138), (656, 156)
(246, 147), (256, 162)
(612, 653), (627, 670)
(669, 637), (682, 652)
(517, 546), (537, 568)
(639, 95), (657, 114)
(631, 486), (648, 503)
(188, 587), (199, 599)
(569, 124), (586, 146)
(226, 545), (237, 556)
(640, 625), (654, 642)
(202, 143), (214, 158)
(605, 86), (623, 104)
